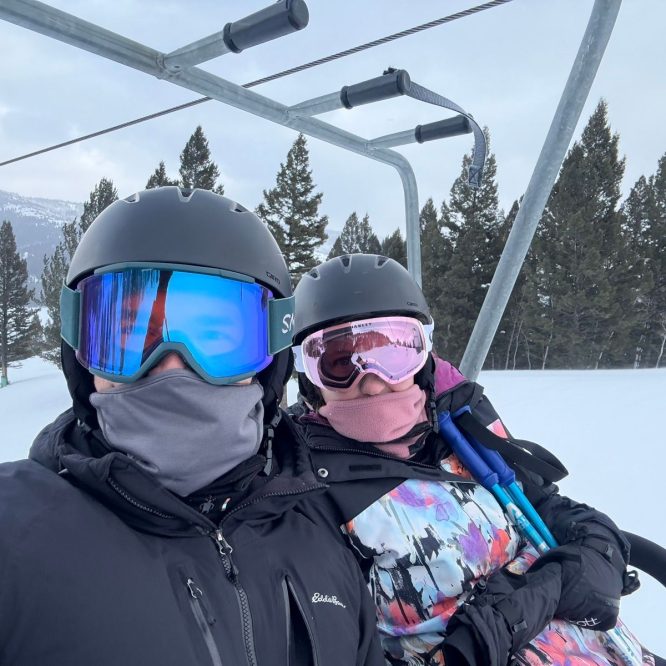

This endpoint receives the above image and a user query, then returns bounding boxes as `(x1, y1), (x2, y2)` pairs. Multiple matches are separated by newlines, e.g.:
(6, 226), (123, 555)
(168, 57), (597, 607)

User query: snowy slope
(1, 359), (664, 655)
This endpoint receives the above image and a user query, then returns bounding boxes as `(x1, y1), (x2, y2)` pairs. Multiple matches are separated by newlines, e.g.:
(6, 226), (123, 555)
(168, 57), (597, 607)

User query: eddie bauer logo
(311, 593), (346, 609)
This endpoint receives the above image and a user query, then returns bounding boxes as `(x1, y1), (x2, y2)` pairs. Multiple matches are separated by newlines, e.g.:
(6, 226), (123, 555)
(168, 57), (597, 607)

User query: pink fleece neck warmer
(318, 384), (427, 454)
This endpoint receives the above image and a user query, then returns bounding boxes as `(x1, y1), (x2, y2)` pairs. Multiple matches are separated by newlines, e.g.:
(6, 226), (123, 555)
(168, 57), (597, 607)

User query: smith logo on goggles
(293, 316), (433, 390)
(60, 263), (295, 384)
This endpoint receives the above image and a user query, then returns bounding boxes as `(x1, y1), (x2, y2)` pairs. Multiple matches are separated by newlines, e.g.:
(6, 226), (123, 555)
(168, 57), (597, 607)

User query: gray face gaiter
(89, 369), (264, 497)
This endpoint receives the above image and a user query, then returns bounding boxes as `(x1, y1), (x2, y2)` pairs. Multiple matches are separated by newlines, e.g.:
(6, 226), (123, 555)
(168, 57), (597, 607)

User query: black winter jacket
(291, 380), (634, 665)
(0, 410), (384, 666)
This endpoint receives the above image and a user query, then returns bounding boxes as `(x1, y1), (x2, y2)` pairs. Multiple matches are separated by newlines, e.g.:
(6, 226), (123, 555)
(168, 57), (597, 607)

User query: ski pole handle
(437, 412), (498, 489)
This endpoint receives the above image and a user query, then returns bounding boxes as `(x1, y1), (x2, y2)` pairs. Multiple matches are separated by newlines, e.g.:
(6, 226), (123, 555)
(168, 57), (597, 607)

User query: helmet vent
(124, 192), (140, 203)
(233, 203), (248, 213)
(376, 255), (389, 267)
(178, 188), (194, 201)
(308, 268), (320, 279)
(340, 255), (351, 268)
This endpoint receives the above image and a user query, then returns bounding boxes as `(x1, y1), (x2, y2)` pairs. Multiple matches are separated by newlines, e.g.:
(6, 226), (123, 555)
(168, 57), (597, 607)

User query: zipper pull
(214, 529), (234, 555)
(186, 578), (216, 626)
(213, 530), (239, 579)
(187, 578), (203, 599)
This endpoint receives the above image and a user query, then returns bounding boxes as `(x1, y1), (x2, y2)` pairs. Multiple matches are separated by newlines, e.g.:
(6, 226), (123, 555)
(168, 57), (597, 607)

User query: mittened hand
(530, 542), (623, 631)
(443, 563), (562, 666)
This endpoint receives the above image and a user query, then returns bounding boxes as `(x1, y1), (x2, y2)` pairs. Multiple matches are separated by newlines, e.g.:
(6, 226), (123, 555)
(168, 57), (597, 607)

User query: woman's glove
(529, 535), (627, 631)
(443, 563), (561, 666)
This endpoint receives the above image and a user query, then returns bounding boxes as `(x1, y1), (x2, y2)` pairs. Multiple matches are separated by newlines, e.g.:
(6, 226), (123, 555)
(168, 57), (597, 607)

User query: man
(0, 187), (383, 665)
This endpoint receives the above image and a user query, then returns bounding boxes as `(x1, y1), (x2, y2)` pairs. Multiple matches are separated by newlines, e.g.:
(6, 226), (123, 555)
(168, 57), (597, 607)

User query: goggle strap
(292, 345), (305, 373)
(60, 284), (80, 350)
(268, 295), (296, 355)
(423, 321), (434, 353)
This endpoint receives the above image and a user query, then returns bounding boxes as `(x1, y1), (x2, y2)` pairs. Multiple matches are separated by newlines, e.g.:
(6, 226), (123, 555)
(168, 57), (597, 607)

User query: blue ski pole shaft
(505, 482), (558, 549)
(491, 485), (549, 554)
(438, 412), (548, 554)
(453, 408), (558, 548)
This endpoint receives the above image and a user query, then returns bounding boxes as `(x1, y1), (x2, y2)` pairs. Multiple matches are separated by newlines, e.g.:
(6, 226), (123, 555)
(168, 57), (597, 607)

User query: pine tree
(438, 131), (502, 364)
(256, 134), (328, 283)
(533, 101), (626, 368)
(146, 161), (179, 189)
(0, 221), (37, 386)
(328, 212), (381, 258)
(380, 229), (407, 268)
(619, 175), (656, 367)
(79, 178), (118, 236)
(418, 198), (452, 353)
(40, 179), (118, 366)
(179, 126), (224, 193)
(487, 200), (531, 369)
(636, 154), (666, 367)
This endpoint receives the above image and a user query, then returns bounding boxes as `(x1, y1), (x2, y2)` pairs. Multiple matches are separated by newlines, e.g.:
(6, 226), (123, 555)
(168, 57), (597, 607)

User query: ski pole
(437, 412), (548, 553)
(438, 411), (642, 666)
(452, 407), (558, 549)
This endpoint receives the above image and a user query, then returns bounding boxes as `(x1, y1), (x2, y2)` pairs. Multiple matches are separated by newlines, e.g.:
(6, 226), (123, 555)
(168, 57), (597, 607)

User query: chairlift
(1, 0), (663, 654)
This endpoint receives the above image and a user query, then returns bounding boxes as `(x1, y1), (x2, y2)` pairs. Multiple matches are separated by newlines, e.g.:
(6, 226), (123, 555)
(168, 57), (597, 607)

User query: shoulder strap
(454, 410), (568, 483)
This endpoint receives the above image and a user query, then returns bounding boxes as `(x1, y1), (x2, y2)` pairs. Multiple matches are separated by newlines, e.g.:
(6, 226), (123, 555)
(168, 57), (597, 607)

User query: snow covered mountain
(0, 189), (83, 289)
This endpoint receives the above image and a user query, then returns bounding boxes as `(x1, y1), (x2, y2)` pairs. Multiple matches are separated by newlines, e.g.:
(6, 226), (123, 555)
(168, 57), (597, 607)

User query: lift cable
(1, 0), (513, 168)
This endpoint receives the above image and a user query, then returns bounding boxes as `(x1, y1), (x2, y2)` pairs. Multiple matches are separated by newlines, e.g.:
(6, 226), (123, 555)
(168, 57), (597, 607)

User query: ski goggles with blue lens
(60, 263), (295, 384)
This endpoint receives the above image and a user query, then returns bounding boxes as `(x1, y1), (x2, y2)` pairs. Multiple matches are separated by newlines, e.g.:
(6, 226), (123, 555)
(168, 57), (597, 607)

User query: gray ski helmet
(293, 253), (431, 343)
(62, 187), (292, 428)
(66, 187), (290, 297)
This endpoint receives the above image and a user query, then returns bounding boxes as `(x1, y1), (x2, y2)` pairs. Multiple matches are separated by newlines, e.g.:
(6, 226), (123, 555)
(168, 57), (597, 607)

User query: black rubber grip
(223, 0), (309, 53)
(340, 70), (411, 109)
(415, 115), (471, 144)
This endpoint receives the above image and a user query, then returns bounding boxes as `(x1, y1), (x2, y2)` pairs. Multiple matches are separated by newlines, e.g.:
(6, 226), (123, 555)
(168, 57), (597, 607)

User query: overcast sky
(1, 0), (665, 237)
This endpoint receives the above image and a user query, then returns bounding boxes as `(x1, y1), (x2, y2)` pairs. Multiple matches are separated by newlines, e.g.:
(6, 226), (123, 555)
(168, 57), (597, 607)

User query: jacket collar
(29, 408), (326, 538)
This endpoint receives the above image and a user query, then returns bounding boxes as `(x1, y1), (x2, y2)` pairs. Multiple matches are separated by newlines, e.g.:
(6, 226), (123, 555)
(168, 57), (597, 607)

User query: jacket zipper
(285, 575), (320, 666)
(281, 577), (292, 663)
(211, 530), (257, 666)
(107, 477), (175, 519)
(209, 486), (323, 666)
(185, 577), (224, 666)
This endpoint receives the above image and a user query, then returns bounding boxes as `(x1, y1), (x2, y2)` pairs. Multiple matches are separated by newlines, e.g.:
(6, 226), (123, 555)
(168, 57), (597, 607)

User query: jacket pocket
(282, 575), (319, 666)
(183, 575), (224, 666)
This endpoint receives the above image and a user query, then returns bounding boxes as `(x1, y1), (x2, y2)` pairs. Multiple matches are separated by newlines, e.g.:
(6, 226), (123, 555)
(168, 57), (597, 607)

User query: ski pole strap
(453, 406), (516, 486)
(454, 410), (568, 483)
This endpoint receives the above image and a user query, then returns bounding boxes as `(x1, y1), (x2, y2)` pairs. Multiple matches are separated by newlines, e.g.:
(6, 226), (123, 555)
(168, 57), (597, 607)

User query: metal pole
(459, 0), (622, 380)
(288, 92), (344, 116)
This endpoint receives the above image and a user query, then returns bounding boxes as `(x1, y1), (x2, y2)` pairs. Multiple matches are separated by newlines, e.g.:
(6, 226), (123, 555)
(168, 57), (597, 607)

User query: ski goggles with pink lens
(293, 316), (434, 391)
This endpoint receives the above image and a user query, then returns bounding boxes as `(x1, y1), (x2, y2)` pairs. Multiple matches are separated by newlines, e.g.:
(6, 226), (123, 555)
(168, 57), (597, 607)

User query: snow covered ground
(2, 357), (665, 655)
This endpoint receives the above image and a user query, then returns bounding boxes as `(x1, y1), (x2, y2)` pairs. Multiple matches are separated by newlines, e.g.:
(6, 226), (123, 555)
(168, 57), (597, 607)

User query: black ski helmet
(292, 253), (434, 408)
(62, 186), (292, 427)
(293, 253), (431, 343)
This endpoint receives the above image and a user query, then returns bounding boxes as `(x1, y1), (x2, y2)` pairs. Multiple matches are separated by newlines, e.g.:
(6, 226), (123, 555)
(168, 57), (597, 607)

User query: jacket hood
(29, 408), (325, 538)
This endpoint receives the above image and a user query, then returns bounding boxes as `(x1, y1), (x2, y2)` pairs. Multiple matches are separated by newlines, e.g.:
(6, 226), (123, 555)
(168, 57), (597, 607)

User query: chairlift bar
(163, 0), (309, 71)
(0, 0), (423, 286)
(460, 0), (622, 380)
(369, 115), (472, 149)
(288, 92), (344, 116)
(367, 129), (416, 149)
(289, 69), (411, 117)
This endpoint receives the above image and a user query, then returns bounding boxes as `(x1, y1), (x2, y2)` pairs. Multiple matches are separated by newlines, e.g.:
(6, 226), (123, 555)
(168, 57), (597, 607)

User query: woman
(290, 253), (653, 666)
